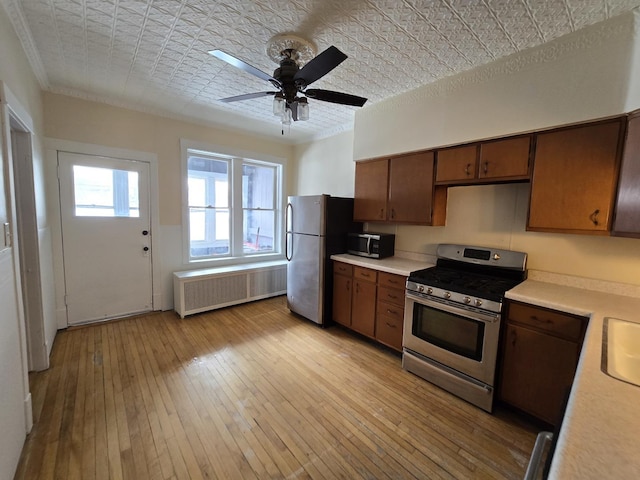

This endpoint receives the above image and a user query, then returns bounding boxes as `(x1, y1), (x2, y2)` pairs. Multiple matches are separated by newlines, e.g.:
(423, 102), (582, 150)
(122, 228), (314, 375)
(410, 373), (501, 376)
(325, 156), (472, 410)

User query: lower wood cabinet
(498, 301), (588, 426)
(332, 262), (407, 352)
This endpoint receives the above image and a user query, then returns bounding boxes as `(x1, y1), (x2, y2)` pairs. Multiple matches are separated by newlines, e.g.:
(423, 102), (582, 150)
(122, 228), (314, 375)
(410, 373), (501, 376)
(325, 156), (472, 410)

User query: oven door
(403, 292), (501, 386)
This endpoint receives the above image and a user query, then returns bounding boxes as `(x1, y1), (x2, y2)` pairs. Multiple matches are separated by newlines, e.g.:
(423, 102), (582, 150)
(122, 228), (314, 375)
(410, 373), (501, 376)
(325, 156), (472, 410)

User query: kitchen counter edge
(330, 253), (434, 277)
(505, 280), (640, 480)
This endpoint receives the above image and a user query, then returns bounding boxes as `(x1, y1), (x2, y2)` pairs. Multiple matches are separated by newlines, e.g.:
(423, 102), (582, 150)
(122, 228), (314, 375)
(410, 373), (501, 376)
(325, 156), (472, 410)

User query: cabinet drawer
(378, 272), (406, 289)
(375, 310), (404, 352)
(507, 302), (586, 341)
(354, 266), (377, 282)
(377, 286), (405, 307)
(376, 300), (404, 323)
(334, 262), (353, 276)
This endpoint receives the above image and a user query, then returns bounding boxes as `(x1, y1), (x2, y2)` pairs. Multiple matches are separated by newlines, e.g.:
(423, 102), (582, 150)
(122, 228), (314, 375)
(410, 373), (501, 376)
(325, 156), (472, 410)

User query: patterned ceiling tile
(6, 0), (640, 143)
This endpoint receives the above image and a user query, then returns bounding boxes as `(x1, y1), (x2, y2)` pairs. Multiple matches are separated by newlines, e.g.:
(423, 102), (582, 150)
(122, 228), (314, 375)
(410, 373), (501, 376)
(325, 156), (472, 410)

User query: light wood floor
(16, 296), (537, 480)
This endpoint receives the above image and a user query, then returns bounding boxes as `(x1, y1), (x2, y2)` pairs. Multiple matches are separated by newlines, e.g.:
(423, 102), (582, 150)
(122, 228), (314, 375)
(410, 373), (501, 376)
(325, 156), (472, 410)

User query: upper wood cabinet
(354, 152), (446, 225)
(528, 119), (624, 234)
(479, 136), (531, 180)
(354, 158), (388, 222)
(613, 111), (640, 238)
(435, 136), (531, 185)
(435, 144), (478, 183)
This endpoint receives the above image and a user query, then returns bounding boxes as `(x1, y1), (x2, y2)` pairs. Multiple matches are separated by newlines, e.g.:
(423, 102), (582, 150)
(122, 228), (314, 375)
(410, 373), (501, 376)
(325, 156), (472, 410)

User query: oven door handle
(405, 292), (500, 324)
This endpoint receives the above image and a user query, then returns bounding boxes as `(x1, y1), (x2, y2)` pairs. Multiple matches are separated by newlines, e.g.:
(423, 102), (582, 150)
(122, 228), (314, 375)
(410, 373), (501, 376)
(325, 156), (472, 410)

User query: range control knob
(418, 285), (424, 293)
(493, 253), (501, 261)
(426, 287), (433, 295)
(463, 296), (471, 304)
(475, 299), (483, 307)
(443, 292), (451, 299)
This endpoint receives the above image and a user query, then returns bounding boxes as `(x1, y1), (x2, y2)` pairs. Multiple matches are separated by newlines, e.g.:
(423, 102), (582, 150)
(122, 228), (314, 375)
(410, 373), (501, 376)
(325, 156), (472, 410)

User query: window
(184, 145), (283, 262)
(73, 165), (139, 217)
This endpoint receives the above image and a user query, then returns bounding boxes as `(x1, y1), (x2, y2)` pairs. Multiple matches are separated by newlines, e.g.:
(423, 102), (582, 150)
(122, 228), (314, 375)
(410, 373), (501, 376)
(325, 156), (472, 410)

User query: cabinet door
(499, 324), (580, 425)
(332, 273), (352, 327)
(354, 159), (389, 222)
(351, 279), (376, 338)
(435, 145), (478, 183)
(478, 136), (531, 180)
(613, 113), (640, 237)
(528, 120), (622, 233)
(388, 151), (435, 224)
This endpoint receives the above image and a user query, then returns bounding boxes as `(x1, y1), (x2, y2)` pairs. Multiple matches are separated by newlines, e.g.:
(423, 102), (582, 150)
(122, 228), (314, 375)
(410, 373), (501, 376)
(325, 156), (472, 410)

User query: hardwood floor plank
(16, 296), (537, 479)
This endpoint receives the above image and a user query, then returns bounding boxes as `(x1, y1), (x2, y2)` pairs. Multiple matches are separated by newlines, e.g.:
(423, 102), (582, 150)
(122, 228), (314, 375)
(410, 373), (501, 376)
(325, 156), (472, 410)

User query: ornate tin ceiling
(4, 0), (640, 143)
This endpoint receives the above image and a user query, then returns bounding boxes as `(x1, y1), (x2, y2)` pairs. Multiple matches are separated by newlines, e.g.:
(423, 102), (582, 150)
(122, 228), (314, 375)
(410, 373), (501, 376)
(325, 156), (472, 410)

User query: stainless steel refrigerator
(286, 195), (360, 325)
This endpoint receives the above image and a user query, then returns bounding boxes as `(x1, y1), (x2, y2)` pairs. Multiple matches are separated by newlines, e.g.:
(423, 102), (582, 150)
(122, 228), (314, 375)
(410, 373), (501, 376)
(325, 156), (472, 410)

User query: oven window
(412, 304), (484, 361)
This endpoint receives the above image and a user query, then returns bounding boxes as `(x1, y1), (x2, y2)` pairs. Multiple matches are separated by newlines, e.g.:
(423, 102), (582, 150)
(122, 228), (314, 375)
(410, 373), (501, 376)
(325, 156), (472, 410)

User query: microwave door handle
(366, 236), (372, 256)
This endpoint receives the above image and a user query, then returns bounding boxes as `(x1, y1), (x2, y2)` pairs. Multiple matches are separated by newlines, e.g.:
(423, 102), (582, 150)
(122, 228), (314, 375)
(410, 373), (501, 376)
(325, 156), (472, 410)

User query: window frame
(181, 139), (286, 266)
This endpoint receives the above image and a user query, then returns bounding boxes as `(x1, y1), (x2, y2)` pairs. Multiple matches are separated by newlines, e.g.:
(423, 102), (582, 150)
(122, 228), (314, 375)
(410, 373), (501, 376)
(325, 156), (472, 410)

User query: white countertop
(330, 253), (434, 277)
(505, 280), (640, 479)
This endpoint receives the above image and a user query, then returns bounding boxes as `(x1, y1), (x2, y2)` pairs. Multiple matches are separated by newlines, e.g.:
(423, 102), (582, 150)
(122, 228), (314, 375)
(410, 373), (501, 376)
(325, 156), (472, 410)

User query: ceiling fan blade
(218, 92), (277, 103)
(293, 46), (347, 86)
(209, 50), (281, 88)
(304, 89), (367, 107)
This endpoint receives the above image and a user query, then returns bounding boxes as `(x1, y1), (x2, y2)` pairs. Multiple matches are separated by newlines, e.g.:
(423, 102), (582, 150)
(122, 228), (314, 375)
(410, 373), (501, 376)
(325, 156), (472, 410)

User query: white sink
(604, 318), (640, 386)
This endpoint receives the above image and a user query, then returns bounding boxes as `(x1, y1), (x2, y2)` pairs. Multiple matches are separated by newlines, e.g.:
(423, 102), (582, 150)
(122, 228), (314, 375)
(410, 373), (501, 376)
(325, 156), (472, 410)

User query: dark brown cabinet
(528, 119), (624, 234)
(613, 111), (640, 237)
(375, 272), (406, 352)
(498, 301), (588, 426)
(332, 262), (407, 351)
(332, 263), (353, 328)
(354, 152), (446, 225)
(351, 269), (377, 338)
(436, 136), (531, 185)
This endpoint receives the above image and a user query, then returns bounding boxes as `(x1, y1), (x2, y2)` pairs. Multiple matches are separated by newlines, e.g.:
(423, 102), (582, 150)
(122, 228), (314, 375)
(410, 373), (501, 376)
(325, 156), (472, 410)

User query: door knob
(143, 246), (149, 252)
(142, 230), (149, 235)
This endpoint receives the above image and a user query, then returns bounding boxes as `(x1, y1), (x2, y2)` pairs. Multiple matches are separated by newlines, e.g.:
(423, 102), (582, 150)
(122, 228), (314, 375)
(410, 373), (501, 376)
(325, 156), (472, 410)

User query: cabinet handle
(589, 209), (600, 226)
(391, 208), (395, 219)
(464, 163), (471, 175)
(380, 208), (384, 219)
(361, 272), (370, 277)
(346, 280), (350, 292)
(530, 315), (553, 325)
(386, 309), (397, 315)
(356, 283), (359, 294)
(387, 294), (398, 300)
(385, 322), (397, 329)
(510, 329), (517, 347)
(483, 161), (489, 174)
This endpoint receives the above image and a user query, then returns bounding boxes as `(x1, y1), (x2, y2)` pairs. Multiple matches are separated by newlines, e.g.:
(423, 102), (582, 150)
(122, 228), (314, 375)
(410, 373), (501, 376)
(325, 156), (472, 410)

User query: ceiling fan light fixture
(281, 107), (292, 126)
(273, 93), (285, 116)
(297, 98), (309, 121)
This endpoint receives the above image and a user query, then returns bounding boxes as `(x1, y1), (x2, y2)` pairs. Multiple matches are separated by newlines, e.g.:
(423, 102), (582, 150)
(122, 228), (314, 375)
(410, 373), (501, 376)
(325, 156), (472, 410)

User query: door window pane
(73, 165), (139, 217)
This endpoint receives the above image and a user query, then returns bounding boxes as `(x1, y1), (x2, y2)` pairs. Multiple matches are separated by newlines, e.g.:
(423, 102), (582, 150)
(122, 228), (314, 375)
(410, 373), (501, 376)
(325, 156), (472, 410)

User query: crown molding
(1, 0), (49, 89)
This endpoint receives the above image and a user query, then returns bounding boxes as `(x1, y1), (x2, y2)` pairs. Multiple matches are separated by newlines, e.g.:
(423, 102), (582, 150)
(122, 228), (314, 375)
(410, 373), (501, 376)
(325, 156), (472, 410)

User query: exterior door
(58, 152), (152, 325)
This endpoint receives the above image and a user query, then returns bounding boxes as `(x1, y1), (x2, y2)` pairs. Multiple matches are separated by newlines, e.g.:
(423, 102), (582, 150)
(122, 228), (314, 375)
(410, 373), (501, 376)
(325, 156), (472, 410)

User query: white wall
(298, 11), (640, 288)
(43, 93), (295, 311)
(292, 130), (355, 197)
(0, 2), (53, 478)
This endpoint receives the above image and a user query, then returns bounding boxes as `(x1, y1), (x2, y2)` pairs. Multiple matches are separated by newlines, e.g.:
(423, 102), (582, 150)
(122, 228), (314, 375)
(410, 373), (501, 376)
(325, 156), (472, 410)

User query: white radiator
(173, 260), (287, 318)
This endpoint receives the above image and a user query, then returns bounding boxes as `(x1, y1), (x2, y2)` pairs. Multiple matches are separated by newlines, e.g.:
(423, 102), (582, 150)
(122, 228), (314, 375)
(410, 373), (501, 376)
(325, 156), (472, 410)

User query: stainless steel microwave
(347, 233), (395, 259)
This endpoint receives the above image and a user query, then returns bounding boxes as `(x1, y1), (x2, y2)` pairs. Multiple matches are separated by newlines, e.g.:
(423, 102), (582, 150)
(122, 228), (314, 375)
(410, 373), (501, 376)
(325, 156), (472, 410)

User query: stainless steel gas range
(403, 244), (527, 412)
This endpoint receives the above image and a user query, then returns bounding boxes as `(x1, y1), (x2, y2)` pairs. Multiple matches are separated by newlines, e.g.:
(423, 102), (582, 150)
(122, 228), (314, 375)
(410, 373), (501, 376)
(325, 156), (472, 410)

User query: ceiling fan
(208, 35), (367, 125)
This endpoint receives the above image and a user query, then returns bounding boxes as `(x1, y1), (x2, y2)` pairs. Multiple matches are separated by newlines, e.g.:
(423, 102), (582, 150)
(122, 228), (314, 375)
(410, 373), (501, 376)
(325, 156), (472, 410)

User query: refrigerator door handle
(285, 202), (293, 261)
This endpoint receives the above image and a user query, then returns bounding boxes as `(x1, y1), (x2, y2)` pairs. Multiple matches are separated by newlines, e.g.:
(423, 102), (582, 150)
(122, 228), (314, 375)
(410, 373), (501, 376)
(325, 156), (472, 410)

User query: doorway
(57, 151), (154, 325)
